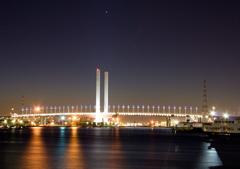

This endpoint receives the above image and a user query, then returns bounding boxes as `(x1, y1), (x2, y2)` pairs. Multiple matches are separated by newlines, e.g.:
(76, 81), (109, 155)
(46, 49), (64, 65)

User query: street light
(163, 106), (165, 113)
(34, 106), (41, 113)
(195, 107), (198, 114)
(61, 116), (65, 120)
(212, 106), (216, 111)
(223, 113), (229, 119)
(210, 110), (216, 116)
(122, 105), (125, 112)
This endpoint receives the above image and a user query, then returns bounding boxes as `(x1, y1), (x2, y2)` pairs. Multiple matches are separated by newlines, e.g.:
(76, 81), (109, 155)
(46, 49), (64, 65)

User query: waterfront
(1, 127), (238, 169)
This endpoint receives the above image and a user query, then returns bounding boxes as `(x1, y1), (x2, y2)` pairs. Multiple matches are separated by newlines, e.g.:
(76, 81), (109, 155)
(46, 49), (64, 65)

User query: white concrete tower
(96, 68), (101, 113)
(104, 71), (109, 113)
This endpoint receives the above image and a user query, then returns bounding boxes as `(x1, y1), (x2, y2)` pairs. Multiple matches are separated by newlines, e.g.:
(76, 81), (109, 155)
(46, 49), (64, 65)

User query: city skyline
(1, 1), (240, 115)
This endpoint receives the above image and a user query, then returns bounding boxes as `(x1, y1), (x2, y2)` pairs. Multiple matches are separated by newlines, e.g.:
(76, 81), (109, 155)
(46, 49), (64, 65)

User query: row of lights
(209, 106), (229, 119)
(20, 105), (199, 114)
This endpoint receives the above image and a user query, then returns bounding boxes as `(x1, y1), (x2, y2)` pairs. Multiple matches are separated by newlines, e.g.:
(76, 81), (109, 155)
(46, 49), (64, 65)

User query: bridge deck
(11, 112), (203, 118)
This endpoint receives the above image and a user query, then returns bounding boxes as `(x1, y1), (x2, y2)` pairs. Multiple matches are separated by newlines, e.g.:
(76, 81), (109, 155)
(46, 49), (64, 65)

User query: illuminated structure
(104, 71), (109, 113)
(11, 68), (209, 126)
(96, 68), (101, 113)
(95, 68), (109, 122)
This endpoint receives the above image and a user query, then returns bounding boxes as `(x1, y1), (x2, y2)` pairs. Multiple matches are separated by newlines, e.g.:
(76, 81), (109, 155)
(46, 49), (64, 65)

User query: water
(0, 127), (224, 169)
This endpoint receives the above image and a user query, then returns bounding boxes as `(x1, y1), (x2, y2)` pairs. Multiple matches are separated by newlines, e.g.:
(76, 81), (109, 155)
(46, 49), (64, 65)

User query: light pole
(195, 107), (198, 114)
(190, 106), (193, 114)
(157, 106), (160, 113)
(122, 105), (125, 112)
(179, 107), (181, 114)
(210, 107), (216, 116)
(142, 105), (145, 112)
(132, 105), (135, 113)
(163, 106), (165, 113)
(147, 105), (150, 113)
(127, 105), (130, 112)
(152, 106), (155, 113)
(137, 105), (140, 112)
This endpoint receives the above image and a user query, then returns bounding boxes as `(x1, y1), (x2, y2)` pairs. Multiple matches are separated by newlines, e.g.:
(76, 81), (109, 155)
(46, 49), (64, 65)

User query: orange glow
(72, 116), (77, 121)
(34, 106), (41, 112)
(20, 127), (49, 168)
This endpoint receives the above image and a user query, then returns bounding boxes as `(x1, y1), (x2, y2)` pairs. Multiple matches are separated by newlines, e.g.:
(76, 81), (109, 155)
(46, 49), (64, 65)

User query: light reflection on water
(64, 127), (85, 169)
(197, 143), (222, 169)
(20, 127), (49, 169)
(0, 127), (224, 169)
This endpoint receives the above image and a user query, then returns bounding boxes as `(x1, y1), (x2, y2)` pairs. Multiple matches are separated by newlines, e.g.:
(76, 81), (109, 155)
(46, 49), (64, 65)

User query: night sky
(0, 0), (240, 115)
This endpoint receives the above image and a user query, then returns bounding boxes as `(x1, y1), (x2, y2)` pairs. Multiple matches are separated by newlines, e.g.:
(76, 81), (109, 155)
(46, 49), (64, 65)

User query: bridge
(9, 68), (205, 126)
(12, 110), (202, 118)
(10, 105), (204, 126)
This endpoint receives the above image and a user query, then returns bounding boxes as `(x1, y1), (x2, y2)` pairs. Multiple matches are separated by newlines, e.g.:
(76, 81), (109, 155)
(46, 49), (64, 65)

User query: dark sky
(0, 0), (240, 115)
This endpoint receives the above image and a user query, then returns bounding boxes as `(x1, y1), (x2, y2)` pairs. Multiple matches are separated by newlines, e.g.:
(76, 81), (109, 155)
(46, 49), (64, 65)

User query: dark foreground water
(0, 127), (239, 169)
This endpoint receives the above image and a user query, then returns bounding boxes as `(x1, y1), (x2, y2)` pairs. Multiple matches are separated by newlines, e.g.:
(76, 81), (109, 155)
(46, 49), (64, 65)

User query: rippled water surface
(0, 127), (224, 169)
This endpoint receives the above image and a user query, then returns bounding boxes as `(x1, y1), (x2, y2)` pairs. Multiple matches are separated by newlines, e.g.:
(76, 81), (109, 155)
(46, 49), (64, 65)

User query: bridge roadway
(11, 112), (203, 118)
